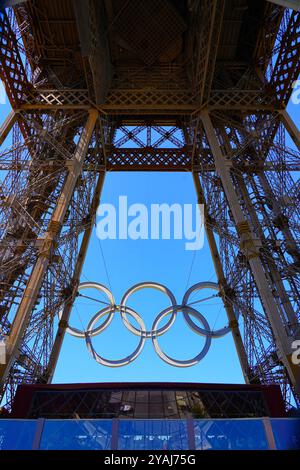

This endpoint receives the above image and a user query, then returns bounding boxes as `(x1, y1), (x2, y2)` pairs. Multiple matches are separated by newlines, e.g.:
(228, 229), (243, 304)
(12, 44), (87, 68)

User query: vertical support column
(219, 126), (298, 331)
(193, 173), (251, 384)
(0, 109), (98, 388)
(0, 110), (17, 147)
(236, 175), (298, 329)
(45, 170), (106, 383)
(258, 171), (299, 267)
(279, 109), (300, 151)
(201, 109), (300, 395)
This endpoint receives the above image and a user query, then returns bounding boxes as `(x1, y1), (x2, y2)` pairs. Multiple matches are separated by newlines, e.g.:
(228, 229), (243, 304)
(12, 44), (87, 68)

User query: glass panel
(271, 418), (300, 450)
(0, 420), (36, 450)
(149, 391), (164, 418)
(118, 419), (188, 450)
(194, 419), (268, 450)
(39, 420), (112, 450)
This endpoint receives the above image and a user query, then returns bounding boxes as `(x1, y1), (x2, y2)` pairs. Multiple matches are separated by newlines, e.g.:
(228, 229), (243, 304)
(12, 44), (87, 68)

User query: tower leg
(0, 110), (17, 147)
(0, 109), (98, 388)
(201, 109), (300, 395)
(279, 109), (300, 151)
(44, 171), (106, 383)
(193, 172), (251, 384)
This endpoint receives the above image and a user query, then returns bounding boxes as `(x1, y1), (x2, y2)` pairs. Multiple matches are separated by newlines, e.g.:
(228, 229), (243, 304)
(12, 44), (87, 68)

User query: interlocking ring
(152, 305), (212, 367)
(85, 305), (146, 367)
(120, 282), (177, 338)
(182, 281), (239, 338)
(62, 281), (239, 368)
(58, 282), (115, 338)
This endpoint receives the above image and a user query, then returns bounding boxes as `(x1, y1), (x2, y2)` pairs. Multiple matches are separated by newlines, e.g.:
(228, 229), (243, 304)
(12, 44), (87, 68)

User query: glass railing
(270, 418), (300, 450)
(0, 420), (37, 450)
(0, 418), (299, 450)
(40, 419), (113, 450)
(194, 419), (269, 450)
(118, 419), (188, 450)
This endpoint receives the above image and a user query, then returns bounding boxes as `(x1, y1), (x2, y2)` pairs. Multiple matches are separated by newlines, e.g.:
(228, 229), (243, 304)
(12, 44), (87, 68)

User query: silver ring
(58, 282), (115, 338)
(120, 282), (177, 338)
(152, 305), (212, 367)
(85, 305), (146, 367)
(64, 281), (235, 368)
(182, 282), (238, 338)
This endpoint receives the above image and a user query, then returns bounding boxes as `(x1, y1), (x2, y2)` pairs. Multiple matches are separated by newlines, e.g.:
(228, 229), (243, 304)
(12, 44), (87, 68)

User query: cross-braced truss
(0, 1), (299, 411)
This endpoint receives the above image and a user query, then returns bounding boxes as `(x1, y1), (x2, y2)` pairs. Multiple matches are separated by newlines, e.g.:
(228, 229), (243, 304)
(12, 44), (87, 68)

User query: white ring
(58, 282), (115, 338)
(120, 282), (177, 338)
(182, 282), (238, 338)
(85, 305), (146, 367)
(152, 305), (212, 367)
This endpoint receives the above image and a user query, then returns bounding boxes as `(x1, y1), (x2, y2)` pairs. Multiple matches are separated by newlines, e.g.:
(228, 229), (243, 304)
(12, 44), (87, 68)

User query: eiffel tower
(0, 0), (299, 410)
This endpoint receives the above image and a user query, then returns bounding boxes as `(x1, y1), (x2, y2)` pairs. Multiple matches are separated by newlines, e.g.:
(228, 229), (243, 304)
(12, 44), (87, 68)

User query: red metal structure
(12, 382), (286, 419)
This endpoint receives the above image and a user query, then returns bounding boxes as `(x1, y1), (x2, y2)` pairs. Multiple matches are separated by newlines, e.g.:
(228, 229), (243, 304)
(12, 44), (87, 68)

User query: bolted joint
(58, 320), (68, 329)
(272, 214), (289, 230)
(229, 319), (239, 329)
(48, 220), (62, 235)
(239, 238), (260, 260)
(35, 237), (53, 258)
(236, 221), (251, 236)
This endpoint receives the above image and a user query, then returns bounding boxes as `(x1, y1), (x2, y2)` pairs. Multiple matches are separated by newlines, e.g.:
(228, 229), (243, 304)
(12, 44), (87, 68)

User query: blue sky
(54, 94), (299, 385)
(0, 80), (299, 386)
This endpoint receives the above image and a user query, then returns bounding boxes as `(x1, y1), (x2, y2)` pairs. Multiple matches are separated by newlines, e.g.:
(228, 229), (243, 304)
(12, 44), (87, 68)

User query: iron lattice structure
(0, 0), (299, 410)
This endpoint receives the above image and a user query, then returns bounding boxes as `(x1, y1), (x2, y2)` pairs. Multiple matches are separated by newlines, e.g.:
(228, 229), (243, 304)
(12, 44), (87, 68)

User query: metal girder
(280, 109), (300, 151)
(0, 11), (32, 138)
(201, 109), (300, 396)
(0, 109), (98, 389)
(44, 170), (106, 383)
(73, 0), (112, 104)
(106, 147), (192, 171)
(190, 0), (225, 104)
(270, 10), (300, 105)
(193, 172), (251, 384)
(19, 88), (280, 113)
(267, 0), (300, 12)
(0, 111), (17, 147)
(0, 0), (299, 411)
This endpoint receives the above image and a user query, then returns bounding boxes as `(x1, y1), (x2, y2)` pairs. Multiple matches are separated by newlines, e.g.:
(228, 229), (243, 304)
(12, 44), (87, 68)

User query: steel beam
(2, 1), (29, 6)
(18, 88), (279, 113)
(193, 172), (251, 384)
(201, 109), (300, 395)
(0, 109), (98, 388)
(0, 110), (16, 147)
(219, 126), (299, 335)
(279, 109), (300, 151)
(267, 0), (300, 12)
(44, 170), (106, 383)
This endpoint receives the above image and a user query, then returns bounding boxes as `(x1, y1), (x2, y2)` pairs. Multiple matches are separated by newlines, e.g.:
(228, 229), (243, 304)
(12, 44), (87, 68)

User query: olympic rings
(120, 282), (177, 338)
(58, 282), (115, 338)
(85, 305), (146, 367)
(62, 281), (239, 368)
(152, 305), (211, 367)
(182, 282), (239, 338)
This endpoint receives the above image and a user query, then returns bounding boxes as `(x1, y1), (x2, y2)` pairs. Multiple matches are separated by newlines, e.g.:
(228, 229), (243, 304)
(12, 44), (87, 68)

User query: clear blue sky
(1, 78), (299, 386)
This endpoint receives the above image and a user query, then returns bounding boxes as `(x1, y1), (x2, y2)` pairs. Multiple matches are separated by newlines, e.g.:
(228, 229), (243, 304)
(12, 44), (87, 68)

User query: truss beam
(200, 109), (300, 395)
(267, 0), (300, 12)
(0, 109), (98, 389)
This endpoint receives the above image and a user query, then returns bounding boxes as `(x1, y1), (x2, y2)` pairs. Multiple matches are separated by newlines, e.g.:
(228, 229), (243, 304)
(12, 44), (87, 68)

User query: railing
(0, 418), (299, 450)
